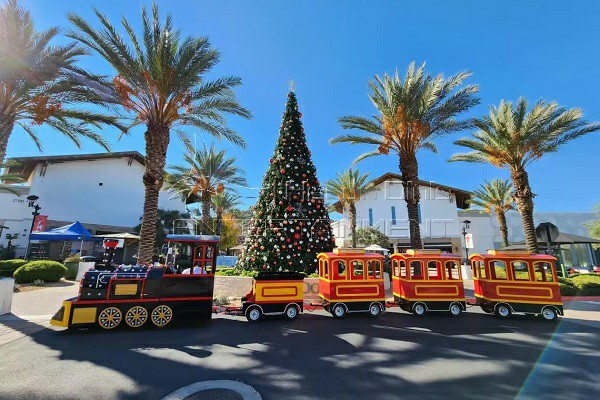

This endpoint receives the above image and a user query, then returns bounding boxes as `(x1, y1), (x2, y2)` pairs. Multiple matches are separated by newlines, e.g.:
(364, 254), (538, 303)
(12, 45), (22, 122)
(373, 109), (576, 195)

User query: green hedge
(13, 261), (67, 284)
(559, 274), (600, 296)
(0, 259), (27, 278)
(215, 268), (258, 278)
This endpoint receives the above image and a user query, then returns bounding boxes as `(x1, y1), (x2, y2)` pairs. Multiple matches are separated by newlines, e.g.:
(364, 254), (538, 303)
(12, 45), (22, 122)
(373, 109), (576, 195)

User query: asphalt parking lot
(0, 304), (598, 400)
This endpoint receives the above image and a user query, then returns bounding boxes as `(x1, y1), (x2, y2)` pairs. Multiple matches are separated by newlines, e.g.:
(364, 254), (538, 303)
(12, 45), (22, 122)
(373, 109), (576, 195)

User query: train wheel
(412, 303), (427, 317)
(449, 303), (463, 317)
(151, 305), (173, 327)
(332, 304), (347, 319)
(541, 306), (558, 322)
(125, 306), (148, 328)
(98, 307), (122, 330)
(368, 303), (382, 318)
(284, 304), (300, 321)
(245, 306), (262, 322)
(494, 304), (512, 319)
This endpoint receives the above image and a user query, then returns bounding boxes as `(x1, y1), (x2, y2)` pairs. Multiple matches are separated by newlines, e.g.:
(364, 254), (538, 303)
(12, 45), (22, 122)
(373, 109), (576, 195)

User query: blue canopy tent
(30, 221), (100, 254)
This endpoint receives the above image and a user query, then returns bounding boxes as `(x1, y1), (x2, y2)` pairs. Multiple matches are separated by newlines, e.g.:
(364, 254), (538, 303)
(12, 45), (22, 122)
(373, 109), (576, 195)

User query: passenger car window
(490, 260), (507, 280)
(445, 261), (460, 280)
(334, 260), (347, 279)
(478, 260), (487, 279)
(534, 262), (555, 282)
(351, 260), (364, 279)
(400, 261), (407, 278)
(368, 260), (381, 279)
(392, 259), (399, 277)
(427, 261), (441, 279)
(410, 261), (423, 279)
(512, 261), (531, 281)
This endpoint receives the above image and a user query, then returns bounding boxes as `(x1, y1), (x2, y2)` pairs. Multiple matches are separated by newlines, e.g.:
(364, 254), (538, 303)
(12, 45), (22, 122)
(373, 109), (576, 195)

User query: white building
(461, 209), (597, 268)
(0, 152), (187, 258)
(330, 172), (598, 267)
(330, 172), (472, 254)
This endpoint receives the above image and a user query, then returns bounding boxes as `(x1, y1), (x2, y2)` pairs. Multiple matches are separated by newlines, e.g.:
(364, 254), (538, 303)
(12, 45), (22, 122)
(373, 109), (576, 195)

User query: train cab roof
(391, 249), (461, 260)
(469, 249), (556, 261)
(318, 248), (385, 259)
(165, 234), (220, 243)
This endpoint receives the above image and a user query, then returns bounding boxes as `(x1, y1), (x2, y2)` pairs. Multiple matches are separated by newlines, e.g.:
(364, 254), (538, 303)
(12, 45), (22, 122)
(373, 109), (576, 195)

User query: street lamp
(461, 220), (471, 262)
(25, 195), (41, 260)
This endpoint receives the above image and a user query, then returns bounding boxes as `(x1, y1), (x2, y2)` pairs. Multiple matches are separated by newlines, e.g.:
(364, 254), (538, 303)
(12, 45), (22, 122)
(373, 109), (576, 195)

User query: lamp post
(24, 195), (41, 260)
(461, 220), (471, 262)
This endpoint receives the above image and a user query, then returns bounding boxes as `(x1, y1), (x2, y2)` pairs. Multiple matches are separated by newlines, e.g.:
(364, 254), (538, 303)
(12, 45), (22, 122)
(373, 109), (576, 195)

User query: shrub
(64, 254), (81, 263)
(571, 274), (600, 296)
(559, 275), (600, 296)
(0, 259), (27, 278)
(13, 261), (67, 284)
(215, 268), (258, 278)
(559, 278), (577, 296)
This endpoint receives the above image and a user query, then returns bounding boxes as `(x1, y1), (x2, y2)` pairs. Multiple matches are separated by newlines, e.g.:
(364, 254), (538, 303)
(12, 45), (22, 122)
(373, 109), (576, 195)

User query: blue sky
(7, 0), (600, 212)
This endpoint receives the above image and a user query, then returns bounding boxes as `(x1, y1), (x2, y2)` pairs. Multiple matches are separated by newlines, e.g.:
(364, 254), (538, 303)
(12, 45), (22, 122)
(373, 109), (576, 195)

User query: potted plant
(63, 253), (81, 280)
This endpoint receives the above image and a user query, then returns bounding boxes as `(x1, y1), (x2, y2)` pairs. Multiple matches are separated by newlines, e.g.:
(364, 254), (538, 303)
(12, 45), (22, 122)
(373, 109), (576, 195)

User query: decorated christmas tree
(238, 91), (335, 273)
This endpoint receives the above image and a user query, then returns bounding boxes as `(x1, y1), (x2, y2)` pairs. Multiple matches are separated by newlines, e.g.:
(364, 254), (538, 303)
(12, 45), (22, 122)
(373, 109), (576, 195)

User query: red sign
(33, 215), (48, 232)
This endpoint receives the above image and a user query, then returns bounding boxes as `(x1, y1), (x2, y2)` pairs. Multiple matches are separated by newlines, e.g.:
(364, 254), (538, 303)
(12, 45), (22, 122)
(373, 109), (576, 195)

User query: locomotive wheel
(368, 303), (382, 318)
(125, 306), (148, 328)
(151, 305), (173, 327)
(284, 304), (300, 320)
(245, 306), (262, 322)
(412, 303), (427, 317)
(494, 304), (512, 319)
(541, 306), (558, 322)
(98, 307), (122, 330)
(449, 303), (463, 317)
(332, 304), (347, 319)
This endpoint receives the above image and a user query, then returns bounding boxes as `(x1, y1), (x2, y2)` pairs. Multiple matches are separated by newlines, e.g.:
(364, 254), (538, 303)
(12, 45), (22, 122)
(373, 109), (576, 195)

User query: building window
(368, 208), (373, 226)
(391, 206), (396, 225)
(417, 204), (422, 224)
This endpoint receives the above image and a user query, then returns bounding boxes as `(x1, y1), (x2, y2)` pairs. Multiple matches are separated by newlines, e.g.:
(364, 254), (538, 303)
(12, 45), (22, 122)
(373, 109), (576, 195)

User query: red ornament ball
(286, 206), (293, 212)
(299, 113), (303, 118)
(280, 169), (286, 174)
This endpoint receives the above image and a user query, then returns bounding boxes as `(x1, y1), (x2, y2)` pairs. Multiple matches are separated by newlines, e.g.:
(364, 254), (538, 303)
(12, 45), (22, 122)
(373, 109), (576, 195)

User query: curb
(162, 380), (261, 400)
(562, 296), (600, 301)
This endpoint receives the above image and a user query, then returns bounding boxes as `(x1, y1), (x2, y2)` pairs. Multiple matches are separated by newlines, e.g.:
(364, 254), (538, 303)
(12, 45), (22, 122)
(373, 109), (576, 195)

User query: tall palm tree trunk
(496, 209), (509, 248)
(200, 191), (212, 234)
(348, 202), (357, 248)
(510, 168), (539, 253)
(0, 114), (15, 163)
(399, 152), (423, 249)
(138, 125), (170, 264)
(215, 210), (223, 236)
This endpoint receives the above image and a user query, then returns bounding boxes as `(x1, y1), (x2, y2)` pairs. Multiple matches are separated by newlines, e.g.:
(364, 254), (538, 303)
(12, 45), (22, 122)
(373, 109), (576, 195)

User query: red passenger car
(470, 250), (563, 321)
(391, 249), (466, 316)
(317, 248), (385, 318)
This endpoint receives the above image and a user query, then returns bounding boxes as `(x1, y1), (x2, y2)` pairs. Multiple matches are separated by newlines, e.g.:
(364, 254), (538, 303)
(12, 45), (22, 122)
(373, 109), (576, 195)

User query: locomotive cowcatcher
(317, 248), (386, 318)
(391, 249), (466, 316)
(470, 249), (563, 321)
(50, 234), (219, 330)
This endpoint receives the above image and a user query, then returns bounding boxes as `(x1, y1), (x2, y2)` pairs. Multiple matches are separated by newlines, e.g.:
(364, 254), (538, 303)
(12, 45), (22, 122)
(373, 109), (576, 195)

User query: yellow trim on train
(414, 285), (460, 296)
(474, 293), (563, 305)
(393, 292), (464, 302)
(114, 284), (139, 296)
(72, 307), (97, 324)
(319, 294), (385, 303)
(50, 300), (72, 327)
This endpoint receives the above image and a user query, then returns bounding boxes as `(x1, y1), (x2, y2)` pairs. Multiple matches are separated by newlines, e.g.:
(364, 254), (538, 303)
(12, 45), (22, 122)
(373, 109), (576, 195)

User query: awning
(503, 232), (600, 250)
(30, 221), (98, 241)
(95, 232), (140, 240)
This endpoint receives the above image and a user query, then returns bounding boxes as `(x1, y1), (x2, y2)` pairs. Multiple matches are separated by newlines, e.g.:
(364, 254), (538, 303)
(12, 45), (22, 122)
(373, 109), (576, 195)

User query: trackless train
(50, 238), (564, 330)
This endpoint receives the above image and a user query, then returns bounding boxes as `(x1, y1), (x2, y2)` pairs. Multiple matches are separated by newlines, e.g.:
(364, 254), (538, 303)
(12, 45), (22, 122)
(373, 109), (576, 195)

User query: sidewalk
(0, 281), (79, 346)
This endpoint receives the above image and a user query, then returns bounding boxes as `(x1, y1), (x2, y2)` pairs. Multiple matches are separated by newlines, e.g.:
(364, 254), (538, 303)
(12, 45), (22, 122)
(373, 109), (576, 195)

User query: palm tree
(68, 3), (251, 263)
(331, 62), (479, 248)
(167, 144), (246, 234)
(211, 191), (241, 235)
(450, 98), (600, 253)
(326, 169), (374, 248)
(0, 0), (121, 163)
(469, 179), (514, 248)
